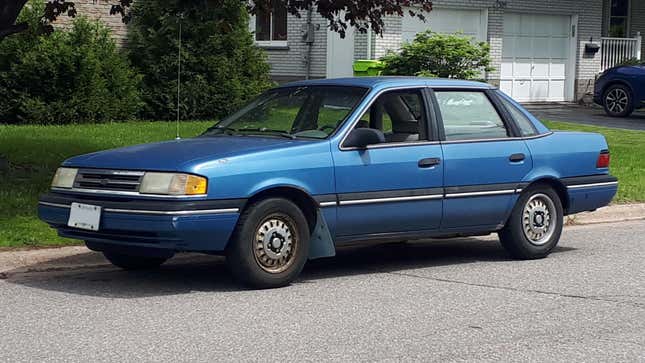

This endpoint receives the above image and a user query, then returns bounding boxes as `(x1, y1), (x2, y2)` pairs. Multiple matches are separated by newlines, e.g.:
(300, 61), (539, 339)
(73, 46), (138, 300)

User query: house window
(255, 2), (288, 43)
(608, 0), (630, 37)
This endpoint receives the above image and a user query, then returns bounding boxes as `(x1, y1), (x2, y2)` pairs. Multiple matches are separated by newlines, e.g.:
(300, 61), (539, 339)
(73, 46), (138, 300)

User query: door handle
(418, 157), (441, 168)
(509, 153), (526, 162)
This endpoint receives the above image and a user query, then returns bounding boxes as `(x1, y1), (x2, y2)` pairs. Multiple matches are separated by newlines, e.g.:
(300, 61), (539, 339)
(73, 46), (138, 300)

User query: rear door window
(434, 91), (510, 141)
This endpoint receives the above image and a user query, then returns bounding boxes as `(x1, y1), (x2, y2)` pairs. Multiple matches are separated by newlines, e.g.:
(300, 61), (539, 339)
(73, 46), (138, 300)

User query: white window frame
(248, 11), (288, 48)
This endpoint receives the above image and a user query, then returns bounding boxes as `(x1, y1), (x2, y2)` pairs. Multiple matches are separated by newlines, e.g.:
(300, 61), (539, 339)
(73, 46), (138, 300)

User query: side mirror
(343, 128), (385, 149)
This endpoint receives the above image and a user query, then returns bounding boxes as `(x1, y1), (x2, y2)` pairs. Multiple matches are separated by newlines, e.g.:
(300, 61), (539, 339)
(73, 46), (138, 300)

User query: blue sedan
(594, 63), (645, 117)
(39, 78), (618, 288)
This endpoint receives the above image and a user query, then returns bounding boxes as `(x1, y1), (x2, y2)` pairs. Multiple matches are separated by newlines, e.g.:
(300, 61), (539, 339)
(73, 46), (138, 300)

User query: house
(72, 0), (644, 103)
(251, 0), (645, 102)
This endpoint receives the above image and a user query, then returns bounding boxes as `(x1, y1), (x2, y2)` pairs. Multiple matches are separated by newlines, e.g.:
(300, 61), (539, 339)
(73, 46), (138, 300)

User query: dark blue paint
(594, 64), (645, 108)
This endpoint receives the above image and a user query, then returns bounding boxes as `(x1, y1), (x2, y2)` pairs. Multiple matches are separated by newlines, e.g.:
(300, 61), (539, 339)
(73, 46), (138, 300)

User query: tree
(0, 0), (142, 124)
(128, 0), (272, 120)
(0, 0), (433, 40)
(381, 30), (494, 79)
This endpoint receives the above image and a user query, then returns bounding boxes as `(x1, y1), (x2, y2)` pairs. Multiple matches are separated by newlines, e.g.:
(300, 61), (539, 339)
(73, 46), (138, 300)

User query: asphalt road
(1, 221), (644, 362)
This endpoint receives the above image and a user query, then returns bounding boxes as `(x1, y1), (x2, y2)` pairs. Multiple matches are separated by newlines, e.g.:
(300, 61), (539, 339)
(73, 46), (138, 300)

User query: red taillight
(597, 151), (610, 168)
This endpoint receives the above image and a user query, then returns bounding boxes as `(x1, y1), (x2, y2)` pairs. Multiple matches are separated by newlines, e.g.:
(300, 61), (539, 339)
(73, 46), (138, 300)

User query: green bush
(0, 1), (141, 124)
(381, 30), (494, 79)
(616, 58), (644, 67)
(128, 0), (273, 120)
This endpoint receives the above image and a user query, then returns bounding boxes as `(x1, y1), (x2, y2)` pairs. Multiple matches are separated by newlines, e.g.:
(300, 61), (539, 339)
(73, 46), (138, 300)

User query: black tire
(603, 84), (634, 117)
(499, 185), (563, 260)
(226, 198), (310, 289)
(103, 252), (168, 270)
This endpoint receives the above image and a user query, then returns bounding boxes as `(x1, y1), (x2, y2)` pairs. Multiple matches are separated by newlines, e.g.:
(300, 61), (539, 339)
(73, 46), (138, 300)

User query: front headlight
(51, 167), (78, 188)
(139, 172), (207, 196)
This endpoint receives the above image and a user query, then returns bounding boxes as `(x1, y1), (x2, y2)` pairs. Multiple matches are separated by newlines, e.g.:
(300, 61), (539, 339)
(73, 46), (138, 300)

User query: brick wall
(54, 0), (128, 47)
(260, 11), (328, 81)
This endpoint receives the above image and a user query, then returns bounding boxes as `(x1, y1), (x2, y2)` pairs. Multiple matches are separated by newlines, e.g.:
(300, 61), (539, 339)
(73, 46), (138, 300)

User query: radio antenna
(175, 13), (183, 140)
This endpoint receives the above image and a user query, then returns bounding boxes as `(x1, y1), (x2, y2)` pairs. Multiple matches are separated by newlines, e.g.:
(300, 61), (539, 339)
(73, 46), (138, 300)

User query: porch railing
(601, 32), (642, 71)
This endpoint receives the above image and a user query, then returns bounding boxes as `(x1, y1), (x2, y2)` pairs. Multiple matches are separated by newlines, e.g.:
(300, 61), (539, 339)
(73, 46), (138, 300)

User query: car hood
(62, 136), (307, 171)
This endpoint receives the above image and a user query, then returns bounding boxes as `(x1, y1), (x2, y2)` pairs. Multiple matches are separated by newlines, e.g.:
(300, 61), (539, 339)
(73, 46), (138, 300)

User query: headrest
(392, 121), (419, 134)
(356, 120), (369, 129)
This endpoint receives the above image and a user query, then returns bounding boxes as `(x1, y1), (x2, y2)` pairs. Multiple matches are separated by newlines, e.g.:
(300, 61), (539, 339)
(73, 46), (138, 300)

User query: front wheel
(499, 185), (563, 259)
(226, 198), (310, 289)
(603, 84), (634, 117)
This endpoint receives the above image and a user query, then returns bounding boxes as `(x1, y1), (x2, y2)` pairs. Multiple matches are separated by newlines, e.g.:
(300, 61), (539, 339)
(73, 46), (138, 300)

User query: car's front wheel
(103, 252), (168, 270)
(499, 185), (563, 259)
(226, 198), (310, 289)
(603, 84), (634, 117)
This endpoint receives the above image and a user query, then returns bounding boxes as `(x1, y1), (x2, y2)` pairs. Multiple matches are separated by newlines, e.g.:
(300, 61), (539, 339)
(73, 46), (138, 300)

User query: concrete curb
(1, 204), (644, 277)
(565, 203), (645, 226)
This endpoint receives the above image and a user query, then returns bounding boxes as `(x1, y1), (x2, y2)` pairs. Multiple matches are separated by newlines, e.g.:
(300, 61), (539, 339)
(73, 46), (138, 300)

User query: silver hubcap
(522, 194), (557, 246)
(254, 217), (296, 274)
(605, 88), (629, 114)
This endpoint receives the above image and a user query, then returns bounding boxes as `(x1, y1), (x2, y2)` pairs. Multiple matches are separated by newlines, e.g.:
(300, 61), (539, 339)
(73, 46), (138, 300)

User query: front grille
(74, 169), (144, 192)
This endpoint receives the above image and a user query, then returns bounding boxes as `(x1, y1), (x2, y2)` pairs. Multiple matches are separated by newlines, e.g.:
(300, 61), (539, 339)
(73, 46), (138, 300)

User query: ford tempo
(38, 78), (618, 288)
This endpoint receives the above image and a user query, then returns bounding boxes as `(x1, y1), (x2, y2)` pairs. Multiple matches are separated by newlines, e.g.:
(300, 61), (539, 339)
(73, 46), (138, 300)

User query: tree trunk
(0, 0), (30, 40)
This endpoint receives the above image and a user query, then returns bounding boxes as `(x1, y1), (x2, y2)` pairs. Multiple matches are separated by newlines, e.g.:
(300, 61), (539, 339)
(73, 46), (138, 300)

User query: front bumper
(38, 192), (243, 253)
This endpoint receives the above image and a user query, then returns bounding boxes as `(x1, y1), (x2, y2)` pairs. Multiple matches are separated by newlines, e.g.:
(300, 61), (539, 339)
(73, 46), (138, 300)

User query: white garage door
(500, 14), (573, 102)
(402, 8), (487, 44)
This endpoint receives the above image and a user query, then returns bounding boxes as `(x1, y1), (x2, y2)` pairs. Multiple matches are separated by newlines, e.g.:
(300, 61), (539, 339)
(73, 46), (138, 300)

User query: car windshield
(202, 86), (368, 139)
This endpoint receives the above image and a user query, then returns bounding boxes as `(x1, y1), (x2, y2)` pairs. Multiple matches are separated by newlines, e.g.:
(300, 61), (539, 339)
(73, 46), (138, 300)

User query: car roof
(279, 77), (494, 90)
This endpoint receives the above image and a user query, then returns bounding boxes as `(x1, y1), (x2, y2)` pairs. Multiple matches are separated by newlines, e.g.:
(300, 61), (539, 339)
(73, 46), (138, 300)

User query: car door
(431, 89), (533, 229)
(332, 87), (444, 238)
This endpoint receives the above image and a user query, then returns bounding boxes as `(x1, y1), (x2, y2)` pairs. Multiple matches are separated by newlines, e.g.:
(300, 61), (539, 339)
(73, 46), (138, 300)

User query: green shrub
(0, 1), (141, 124)
(616, 58), (644, 67)
(128, 0), (273, 120)
(381, 30), (494, 79)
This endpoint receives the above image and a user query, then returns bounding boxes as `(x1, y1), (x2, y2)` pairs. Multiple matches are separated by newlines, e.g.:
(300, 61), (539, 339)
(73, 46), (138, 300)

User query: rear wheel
(226, 198), (309, 289)
(499, 185), (563, 259)
(103, 252), (168, 270)
(603, 84), (634, 117)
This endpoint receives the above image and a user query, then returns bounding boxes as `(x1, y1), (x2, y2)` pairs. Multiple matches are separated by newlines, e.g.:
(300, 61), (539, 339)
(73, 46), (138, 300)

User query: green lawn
(0, 121), (213, 248)
(543, 121), (645, 203)
(0, 120), (643, 248)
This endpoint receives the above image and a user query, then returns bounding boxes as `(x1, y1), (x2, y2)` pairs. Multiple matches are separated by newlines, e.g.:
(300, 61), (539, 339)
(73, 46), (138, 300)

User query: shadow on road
(3, 238), (575, 298)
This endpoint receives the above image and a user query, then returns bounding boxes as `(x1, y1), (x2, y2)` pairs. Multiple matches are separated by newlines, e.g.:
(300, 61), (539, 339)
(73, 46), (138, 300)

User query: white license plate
(67, 203), (101, 231)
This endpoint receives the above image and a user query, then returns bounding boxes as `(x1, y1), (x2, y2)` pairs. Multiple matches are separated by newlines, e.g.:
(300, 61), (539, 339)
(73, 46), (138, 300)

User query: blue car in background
(39, 78), (618, 288)
(594, 63), (645, 117)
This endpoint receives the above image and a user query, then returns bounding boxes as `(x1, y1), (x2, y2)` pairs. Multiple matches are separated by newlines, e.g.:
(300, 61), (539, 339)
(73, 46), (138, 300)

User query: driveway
(1, 220), (644, 362)
(523, 103), (645, 131)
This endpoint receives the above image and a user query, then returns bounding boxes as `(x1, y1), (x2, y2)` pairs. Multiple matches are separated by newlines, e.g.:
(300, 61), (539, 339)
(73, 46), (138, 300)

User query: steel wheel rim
(606, 88), (628, 114)
(522, 193), (557, 246)
(253, 215), (297, 274)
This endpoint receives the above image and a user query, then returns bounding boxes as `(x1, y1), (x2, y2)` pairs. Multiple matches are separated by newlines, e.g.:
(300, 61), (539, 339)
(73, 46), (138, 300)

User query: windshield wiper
(238, 128), (297, 140)
(204, 125), (240, 136)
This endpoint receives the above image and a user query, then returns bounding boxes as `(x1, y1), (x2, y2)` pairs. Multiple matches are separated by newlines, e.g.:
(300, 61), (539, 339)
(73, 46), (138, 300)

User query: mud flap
(308, 210), (336, 259)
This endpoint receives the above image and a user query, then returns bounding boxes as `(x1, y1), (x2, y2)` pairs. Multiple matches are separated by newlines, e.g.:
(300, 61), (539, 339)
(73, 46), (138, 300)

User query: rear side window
(435, 91), (509, 141)
(497, 94), (538, 137)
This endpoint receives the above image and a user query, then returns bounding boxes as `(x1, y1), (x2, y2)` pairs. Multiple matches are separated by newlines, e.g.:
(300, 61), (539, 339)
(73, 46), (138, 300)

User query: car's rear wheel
(603, 84), (634, 117)
(499, 185), (563, 259)
(103, 252), (168, 270)
(226, 198), (309, 289)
